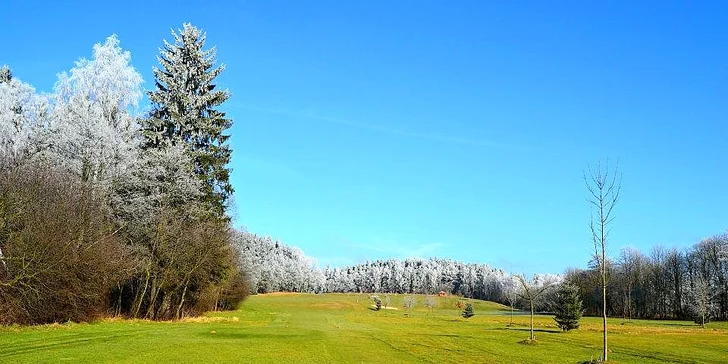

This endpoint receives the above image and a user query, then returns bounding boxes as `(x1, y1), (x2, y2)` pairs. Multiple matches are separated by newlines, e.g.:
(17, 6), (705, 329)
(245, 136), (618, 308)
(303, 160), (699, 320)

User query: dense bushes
(0, 161), (131, 324)
(0, 158), (249, 324)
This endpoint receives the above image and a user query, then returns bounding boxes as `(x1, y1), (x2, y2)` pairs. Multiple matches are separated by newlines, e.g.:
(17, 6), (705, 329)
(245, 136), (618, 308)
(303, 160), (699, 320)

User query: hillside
(1, 293), (725, 363)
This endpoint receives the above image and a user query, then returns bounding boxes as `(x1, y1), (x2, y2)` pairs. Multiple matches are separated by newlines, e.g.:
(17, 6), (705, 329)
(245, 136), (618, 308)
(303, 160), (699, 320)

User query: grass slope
(0, 293), (726, 363)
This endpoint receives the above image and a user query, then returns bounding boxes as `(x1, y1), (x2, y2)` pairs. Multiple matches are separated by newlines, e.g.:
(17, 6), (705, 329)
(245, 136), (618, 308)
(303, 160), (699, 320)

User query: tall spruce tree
(553, 283), (583, 331)
(143, 23), (233, 218)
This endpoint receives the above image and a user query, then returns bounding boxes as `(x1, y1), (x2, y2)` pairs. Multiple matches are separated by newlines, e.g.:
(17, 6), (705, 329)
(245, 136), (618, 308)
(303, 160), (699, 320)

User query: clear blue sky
(3, 1), (727, 275)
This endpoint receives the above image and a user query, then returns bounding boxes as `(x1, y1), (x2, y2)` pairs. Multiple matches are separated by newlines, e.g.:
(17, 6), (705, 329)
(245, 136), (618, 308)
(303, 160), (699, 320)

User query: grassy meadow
(0, 293), (726, 363)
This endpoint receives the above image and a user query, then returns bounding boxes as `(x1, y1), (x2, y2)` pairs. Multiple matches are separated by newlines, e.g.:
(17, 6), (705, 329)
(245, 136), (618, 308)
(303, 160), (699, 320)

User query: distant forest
(237, 231), (728, 321)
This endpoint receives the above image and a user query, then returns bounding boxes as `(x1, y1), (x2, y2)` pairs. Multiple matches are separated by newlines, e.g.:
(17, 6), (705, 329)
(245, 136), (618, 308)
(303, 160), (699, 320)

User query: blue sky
(2, 1), (727, 275)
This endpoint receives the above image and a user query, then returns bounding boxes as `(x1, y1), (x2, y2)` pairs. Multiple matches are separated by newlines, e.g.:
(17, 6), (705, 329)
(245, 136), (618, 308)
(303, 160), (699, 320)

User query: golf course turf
(0, 293), (726, 363)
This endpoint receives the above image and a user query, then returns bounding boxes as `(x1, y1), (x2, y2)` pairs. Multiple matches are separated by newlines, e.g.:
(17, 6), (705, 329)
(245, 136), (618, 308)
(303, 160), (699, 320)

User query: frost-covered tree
(111, 144), (203, 232)
(234, 232), (323, 294)
(143, 23), (233, 218)
(502, 275), (519, 326)
(424, 295), (437, 313)
(0, 34), (248, 324)
(109, 137), (246, 319)
(0, 70), (48, 159)
(320, 258), (510, 302)
(0, 66), (11, 83)
(402, 296), (416, 316)
(689, 274), (711, 328)
(44, 35), (142, 190)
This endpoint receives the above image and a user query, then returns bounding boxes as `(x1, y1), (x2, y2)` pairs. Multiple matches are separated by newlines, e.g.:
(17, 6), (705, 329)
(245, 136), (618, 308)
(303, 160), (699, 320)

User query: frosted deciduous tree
(45, 35), (142, 190)
(502, 275), (519, 326)
(110, 144), (244, 319)
(234, 232), (323, 294)
(424, 295), (437, 313)
(0, 66), (11, 83)
(143, 23), (233, 218)
(111, 144), (203, 233)
(0, 69), (48, 160)
(403, 296), (416, 316)
(689, 274), (711, 328)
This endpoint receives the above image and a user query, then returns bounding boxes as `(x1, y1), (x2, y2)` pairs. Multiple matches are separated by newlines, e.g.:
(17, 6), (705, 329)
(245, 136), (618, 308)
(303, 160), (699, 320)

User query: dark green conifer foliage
(142, 23), (233, 218)
(462, 302), (475, 318)
(553, 283), (583, 331)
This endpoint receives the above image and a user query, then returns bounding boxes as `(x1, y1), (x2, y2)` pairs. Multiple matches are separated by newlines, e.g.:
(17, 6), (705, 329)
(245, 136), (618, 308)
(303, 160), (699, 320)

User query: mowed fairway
(0, 293), (726, 363)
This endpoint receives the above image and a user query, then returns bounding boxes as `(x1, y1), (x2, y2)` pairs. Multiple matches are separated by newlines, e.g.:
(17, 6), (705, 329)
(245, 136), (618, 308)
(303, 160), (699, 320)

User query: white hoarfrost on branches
(235, 232), (324, 293)
(43, 35), (143, 189)
(143, 23), (233, 218)
(111, 144), (203, 228)
(0, 76), (48, 159)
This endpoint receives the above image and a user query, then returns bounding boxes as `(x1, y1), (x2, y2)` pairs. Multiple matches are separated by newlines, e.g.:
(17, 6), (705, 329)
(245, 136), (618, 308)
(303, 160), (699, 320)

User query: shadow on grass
(502, 327), (561, 334)
(660, 323), (699, 328)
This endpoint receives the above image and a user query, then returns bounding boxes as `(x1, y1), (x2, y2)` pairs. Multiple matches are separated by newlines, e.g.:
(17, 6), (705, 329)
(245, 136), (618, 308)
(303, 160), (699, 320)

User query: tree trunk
(627, 286), (632, 320)
(115, 283), (123, 317)
(530, 301), (535, 341)
(146, 274), (161, 319)
(175, 279), (189, 320)
(510, 303), (514, 326)
(602, 246), (608, 362)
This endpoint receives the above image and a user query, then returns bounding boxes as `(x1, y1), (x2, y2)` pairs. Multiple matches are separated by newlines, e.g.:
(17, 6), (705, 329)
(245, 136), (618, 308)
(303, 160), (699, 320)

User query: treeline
(235, 232), (324, 293)
(565, 234), (728, 321)
(233, 232), (563, 307)
(322, 259), (515, 302)
(0, 24), (248, 325)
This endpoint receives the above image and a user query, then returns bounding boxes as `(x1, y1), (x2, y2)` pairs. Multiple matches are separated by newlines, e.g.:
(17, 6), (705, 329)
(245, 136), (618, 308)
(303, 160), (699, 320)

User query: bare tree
(515, 275), (555, 342)
(617, 247), (643, 320)
(0, 160), (131, 324)
(402, 296), (416, 317)
(690, 274), (711, 328)
(584, 160), (621, 362)
(424, 295), (437, 314)
(502, 276), (519, 326)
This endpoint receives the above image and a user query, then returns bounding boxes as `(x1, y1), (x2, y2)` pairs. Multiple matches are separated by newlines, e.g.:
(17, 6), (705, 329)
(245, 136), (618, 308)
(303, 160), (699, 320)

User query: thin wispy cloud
(233, 104), (529, 151)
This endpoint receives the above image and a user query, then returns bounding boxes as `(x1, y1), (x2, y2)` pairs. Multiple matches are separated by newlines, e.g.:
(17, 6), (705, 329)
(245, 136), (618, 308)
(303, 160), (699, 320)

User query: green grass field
(1, 293), (726, 363)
